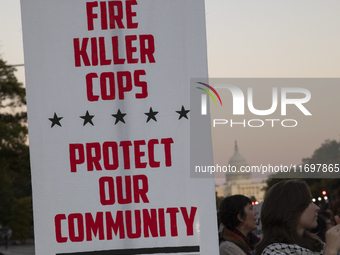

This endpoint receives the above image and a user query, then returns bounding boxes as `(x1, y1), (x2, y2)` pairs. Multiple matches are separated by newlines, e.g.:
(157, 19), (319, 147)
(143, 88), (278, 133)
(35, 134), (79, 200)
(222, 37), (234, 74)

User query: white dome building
(215, 141), (266, 202)
(227, 141), (252, 181)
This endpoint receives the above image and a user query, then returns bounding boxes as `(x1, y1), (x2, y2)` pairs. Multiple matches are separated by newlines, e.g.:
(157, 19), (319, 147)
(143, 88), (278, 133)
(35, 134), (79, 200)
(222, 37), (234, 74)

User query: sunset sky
(1, 0), (340, 185)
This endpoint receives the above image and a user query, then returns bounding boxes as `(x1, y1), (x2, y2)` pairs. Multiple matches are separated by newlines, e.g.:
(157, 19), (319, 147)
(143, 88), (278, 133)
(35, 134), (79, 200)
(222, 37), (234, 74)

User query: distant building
(215, 141), (266, 202)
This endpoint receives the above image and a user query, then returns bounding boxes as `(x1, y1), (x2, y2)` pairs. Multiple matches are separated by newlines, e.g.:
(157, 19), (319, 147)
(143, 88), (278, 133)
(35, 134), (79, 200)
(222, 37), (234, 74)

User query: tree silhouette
(264, 139), (340, 202)
(0, 58), (32, 240)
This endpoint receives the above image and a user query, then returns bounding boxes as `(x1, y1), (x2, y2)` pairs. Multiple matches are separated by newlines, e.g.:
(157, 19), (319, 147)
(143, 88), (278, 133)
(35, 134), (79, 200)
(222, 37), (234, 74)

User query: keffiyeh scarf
(261, 243), (325, 255)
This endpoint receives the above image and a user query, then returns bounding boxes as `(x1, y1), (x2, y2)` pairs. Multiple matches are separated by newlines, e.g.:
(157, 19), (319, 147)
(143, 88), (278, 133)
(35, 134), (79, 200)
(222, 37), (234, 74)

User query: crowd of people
(218, 180), (340, 255)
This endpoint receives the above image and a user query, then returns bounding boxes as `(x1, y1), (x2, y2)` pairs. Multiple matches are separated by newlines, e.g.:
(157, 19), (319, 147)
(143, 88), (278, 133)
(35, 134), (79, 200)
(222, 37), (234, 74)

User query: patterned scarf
(221, 228), (260, 255)
(261, 243), (325, 255)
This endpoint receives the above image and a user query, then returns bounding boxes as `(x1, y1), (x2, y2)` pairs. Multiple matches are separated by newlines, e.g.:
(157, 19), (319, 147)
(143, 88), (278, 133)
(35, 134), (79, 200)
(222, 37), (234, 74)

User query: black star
(176, 105), (190, 120)
(49, 113), (63, 128)
(80, 111), (94, 126)
(144, 107), (158, 123)
(112, 109), (126, 124)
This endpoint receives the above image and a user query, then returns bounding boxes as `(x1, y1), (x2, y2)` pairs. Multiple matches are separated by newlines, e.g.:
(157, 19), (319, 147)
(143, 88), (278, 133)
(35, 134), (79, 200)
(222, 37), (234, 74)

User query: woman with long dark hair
(219, 195), (260, 255)
(255, 179), (340, 255)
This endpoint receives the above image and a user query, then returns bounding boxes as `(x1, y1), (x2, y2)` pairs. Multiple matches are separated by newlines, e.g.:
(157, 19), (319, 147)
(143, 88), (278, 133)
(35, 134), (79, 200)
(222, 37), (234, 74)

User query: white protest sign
(21, 0), (218, 254)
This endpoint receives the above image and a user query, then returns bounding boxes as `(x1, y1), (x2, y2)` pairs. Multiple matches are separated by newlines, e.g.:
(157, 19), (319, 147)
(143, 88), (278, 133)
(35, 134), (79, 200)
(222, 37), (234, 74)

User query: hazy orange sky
(1, 0), (340, 185)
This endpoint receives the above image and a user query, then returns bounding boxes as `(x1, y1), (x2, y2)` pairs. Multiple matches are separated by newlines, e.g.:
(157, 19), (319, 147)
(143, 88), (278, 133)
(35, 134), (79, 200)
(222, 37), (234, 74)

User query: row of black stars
(48, 106), (190, 128)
